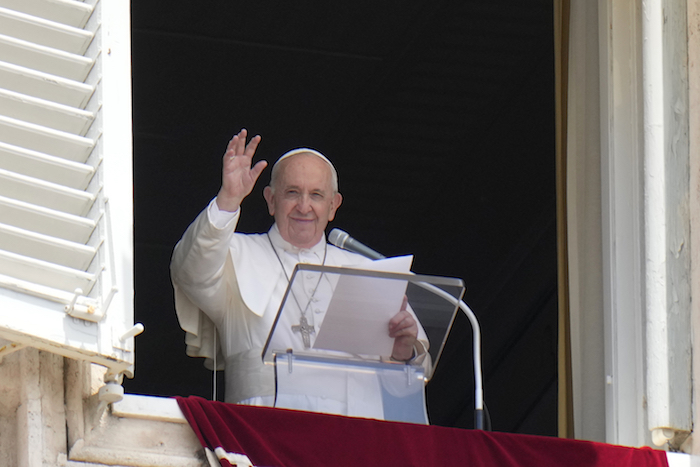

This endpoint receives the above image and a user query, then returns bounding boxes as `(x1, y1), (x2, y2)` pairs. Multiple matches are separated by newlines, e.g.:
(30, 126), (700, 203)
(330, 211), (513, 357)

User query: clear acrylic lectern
(262, 263), (465, 424)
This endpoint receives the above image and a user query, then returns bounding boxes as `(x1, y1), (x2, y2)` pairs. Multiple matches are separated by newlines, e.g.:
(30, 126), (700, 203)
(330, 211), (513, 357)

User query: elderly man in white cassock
(171, 129), (425, 418)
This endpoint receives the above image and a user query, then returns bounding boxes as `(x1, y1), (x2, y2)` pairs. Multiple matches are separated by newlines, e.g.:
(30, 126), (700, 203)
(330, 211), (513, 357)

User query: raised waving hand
(216, 129), (267, 212)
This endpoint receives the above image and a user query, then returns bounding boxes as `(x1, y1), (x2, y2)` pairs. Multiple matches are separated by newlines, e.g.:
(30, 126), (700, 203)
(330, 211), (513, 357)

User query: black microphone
(328, 228), (386, 260)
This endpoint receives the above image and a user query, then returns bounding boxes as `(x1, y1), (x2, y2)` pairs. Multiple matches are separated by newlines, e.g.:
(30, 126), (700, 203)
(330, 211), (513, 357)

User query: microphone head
(328, 228), (349, 248)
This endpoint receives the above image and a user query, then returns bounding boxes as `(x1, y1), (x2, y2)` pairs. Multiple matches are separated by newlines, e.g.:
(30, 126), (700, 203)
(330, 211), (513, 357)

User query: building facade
(0, 0), (698, 465)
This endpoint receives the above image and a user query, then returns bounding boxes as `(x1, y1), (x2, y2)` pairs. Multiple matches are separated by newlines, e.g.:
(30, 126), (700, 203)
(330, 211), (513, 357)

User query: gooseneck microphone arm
(327, 228), (486, 430)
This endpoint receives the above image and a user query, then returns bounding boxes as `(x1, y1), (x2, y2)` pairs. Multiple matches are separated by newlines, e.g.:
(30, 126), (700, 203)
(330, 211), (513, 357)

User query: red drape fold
(176, 396), (668, 467)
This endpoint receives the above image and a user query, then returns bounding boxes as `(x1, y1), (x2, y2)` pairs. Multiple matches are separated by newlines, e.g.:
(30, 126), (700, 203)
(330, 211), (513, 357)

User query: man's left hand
(388, 296), (418, 361)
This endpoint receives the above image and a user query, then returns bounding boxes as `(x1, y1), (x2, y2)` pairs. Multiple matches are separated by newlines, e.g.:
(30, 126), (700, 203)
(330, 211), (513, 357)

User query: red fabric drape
(176, 396), (668, 467)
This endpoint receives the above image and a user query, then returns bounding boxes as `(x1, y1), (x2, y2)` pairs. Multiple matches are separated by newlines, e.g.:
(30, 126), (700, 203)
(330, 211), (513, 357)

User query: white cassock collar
(231, 223), (329, 318)
(266, 223), (327, 264)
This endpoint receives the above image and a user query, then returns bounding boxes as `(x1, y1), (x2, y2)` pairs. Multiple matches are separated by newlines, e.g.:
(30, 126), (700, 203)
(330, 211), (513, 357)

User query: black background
(125, 0), (558, 434)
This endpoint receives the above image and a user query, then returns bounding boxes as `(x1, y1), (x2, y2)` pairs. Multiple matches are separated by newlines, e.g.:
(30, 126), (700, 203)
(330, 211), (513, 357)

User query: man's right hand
(216, 128), (267, 212)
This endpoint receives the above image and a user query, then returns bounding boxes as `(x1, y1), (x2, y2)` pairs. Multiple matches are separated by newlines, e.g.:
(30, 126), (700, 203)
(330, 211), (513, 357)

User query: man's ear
(327, 192), (343, 221)
(263, 186), (275, 216)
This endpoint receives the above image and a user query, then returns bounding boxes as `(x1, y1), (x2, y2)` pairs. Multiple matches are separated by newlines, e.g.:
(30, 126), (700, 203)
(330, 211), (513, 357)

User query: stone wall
(0, 344), (207, 467)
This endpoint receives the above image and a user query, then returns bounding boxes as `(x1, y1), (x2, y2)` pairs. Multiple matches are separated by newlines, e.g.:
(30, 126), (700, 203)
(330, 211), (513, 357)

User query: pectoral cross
(292, 316), (315, 349)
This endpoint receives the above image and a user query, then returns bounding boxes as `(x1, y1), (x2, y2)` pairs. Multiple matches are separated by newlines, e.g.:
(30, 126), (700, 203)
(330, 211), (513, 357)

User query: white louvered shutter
(0, 0), (137, 378)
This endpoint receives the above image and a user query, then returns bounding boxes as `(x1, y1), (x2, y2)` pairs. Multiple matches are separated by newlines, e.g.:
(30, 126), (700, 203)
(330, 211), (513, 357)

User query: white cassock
(171, 199), (423, 418)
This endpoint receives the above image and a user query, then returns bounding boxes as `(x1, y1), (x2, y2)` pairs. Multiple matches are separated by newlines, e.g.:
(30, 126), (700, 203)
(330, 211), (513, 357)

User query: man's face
(263, 153), (342, 249)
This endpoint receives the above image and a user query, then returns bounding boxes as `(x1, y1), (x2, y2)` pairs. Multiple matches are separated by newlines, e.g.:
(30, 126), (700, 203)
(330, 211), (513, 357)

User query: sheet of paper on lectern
(312, 255), (413, 356)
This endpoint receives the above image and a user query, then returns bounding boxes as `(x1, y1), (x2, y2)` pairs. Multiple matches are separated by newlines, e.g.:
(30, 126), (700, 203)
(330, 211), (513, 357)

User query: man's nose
(296, 194), (312, 213)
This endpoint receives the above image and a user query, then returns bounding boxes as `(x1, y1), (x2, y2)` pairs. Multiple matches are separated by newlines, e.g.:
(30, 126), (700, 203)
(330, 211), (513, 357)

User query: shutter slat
(0, 195), (95, 243)
(0, 222), (96, 270)
(0, 248), (95, 294)
(0, 6), (93, 55)
(0, 0), (94, 29)
(0, 61), (94, 108)
(0, 168), (95, 216)
(0, 141), (94, 190)
(0, 88), (95, 136)
(0, 33), (94, 82)
(0, 115), (95, 162)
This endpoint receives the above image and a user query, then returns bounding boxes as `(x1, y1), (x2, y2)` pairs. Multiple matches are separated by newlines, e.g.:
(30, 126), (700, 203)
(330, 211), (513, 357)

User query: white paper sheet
(312, 255), (413, 356)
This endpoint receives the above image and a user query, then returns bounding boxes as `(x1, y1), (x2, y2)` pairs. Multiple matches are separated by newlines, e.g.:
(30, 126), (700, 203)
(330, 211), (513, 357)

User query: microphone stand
(413, 280), (485, 430)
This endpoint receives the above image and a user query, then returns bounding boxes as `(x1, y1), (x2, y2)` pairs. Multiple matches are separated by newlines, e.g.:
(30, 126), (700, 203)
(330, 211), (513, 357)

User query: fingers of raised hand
(226, 129), (247, 155)
(244, 134), (261, 157)
(248, 159), (269, 182)
(226, 129), (261, 159)
(224, 131), (263, 173)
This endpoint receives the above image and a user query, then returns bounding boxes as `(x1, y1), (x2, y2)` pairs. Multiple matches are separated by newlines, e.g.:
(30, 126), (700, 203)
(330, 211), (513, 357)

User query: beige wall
(690, 0), (700, 457)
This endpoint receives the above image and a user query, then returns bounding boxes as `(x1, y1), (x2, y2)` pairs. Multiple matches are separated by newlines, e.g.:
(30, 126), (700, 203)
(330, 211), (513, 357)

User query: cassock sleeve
(170, 199), (237, 369)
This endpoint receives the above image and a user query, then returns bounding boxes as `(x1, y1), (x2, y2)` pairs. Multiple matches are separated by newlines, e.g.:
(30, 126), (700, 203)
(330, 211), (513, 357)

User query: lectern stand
(262, 263), (465, 424)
